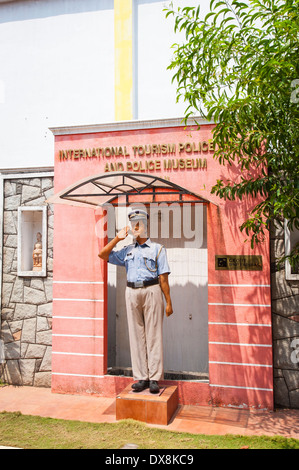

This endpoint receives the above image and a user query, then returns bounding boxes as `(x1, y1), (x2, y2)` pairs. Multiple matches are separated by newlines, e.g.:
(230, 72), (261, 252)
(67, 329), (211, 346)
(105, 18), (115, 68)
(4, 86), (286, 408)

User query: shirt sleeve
(157, 246), (171, 276)
(108, 247), (127, 267)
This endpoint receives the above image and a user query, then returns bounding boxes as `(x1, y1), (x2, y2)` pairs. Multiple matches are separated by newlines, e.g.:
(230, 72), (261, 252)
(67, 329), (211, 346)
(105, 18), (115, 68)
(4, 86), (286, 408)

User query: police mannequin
(98, 209), (173, 393)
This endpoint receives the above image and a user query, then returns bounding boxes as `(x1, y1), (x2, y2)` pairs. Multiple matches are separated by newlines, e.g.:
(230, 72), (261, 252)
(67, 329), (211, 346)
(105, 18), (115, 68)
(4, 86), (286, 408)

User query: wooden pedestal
(116, 385), (178, 425)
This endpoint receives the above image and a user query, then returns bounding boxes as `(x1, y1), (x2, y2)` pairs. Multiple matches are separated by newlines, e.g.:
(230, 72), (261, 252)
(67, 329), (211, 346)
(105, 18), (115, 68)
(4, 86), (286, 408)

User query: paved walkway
(0, 385), (298, 440)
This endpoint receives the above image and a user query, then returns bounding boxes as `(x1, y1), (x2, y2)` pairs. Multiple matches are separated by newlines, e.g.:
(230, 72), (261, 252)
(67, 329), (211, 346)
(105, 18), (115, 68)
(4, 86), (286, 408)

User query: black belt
(127, 278), (159, 289)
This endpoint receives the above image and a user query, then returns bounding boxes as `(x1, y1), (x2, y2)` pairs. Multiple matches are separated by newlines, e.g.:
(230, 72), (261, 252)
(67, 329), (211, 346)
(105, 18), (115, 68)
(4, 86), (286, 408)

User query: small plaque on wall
(215, 255), (263, 271)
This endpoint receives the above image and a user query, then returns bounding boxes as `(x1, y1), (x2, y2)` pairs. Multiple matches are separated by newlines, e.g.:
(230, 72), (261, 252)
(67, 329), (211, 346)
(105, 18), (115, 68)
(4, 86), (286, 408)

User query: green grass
(0, 412), (298, 449)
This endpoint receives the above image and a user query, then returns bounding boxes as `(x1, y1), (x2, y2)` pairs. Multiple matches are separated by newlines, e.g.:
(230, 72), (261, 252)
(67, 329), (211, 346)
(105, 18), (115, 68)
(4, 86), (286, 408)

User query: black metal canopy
(47, 172), (212, 208)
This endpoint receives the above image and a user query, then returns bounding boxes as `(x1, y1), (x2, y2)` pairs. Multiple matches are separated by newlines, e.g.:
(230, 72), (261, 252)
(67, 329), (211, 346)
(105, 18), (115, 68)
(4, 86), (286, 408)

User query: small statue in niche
(33, 232), (42, 271)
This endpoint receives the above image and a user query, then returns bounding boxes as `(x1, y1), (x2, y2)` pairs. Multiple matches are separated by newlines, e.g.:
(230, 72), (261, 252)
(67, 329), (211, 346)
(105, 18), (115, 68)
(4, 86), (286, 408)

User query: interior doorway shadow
(107, 279), (209, 378)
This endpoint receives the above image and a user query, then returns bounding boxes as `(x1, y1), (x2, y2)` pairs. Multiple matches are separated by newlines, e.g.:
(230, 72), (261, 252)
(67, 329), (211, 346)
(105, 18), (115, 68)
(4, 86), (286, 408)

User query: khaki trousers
(125, 284), (164, 381)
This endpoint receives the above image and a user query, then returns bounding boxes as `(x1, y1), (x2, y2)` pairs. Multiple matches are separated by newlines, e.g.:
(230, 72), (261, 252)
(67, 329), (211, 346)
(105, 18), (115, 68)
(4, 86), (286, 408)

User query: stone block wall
(271, 221), (299, 409)
(0, 176), (53, 387)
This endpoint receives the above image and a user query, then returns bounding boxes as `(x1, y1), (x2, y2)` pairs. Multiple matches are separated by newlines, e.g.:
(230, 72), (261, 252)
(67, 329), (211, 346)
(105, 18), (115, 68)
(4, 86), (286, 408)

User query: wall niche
(17, 206), (47, 277)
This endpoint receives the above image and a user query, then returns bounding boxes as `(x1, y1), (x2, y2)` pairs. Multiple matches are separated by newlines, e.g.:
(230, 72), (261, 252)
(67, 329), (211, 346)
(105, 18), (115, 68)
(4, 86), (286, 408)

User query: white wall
(0, 0), (114, 169)
(136, 0), (207, 120)
(0, 0), (211, 170)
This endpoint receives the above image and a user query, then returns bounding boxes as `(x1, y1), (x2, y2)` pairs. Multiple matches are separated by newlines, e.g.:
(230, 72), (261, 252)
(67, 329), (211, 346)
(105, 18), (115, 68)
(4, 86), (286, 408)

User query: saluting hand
(117, 226), (130, 241)
(98, 226), (130, 261)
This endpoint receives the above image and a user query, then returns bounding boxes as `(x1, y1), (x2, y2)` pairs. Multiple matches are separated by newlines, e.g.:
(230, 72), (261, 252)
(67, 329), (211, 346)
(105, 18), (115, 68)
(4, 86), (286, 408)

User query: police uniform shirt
(108, 238), (170, 283)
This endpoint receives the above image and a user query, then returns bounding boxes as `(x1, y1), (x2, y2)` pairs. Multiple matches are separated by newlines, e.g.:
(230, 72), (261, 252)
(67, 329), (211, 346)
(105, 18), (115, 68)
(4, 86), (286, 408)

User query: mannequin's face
(131, 220), (147, 240)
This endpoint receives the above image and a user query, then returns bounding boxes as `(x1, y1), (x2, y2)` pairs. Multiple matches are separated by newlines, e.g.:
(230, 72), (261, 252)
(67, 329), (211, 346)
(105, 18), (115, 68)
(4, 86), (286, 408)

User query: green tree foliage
(166, 0), (299, 266)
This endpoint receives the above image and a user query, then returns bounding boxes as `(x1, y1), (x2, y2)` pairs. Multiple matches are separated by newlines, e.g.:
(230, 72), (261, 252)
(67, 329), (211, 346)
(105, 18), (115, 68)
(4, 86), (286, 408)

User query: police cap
(128, 209), (149, 221)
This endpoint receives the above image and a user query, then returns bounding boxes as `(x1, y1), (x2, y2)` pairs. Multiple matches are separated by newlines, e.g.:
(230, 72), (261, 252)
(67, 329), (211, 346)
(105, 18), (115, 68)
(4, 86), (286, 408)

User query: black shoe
(149, 380), (160, 394)
(131, 380), (149, 392)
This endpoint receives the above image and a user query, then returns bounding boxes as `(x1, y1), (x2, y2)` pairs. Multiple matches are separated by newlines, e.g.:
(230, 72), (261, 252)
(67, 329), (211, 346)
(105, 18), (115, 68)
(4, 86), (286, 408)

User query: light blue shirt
(108, 238), (170, 283)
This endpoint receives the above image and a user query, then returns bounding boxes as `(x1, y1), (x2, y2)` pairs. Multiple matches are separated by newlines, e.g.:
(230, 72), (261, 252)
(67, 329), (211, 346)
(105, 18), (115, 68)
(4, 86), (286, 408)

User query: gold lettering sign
(215, 255), (263, 271)
(58, 141), (214, 173)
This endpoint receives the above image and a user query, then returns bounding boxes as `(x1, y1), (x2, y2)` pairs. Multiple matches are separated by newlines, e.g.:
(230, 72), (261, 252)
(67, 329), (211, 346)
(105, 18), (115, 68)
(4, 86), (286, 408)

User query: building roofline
(0, 167), (54, 176)
(49, 117), (214, 136)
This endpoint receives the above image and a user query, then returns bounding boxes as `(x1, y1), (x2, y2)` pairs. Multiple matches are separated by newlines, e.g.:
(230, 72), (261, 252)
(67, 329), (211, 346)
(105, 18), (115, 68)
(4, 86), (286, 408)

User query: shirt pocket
(124, 251), (135, 271)
(143, 254), (157, 273)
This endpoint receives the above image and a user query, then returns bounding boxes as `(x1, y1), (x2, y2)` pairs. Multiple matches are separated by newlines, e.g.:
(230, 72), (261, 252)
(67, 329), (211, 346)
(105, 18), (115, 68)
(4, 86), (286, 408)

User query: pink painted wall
(52, 123), (273, 409)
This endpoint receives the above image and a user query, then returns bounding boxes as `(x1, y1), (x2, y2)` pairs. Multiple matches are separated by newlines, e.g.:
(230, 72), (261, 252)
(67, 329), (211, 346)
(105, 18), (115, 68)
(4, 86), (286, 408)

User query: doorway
(107, 204), (208, 380)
